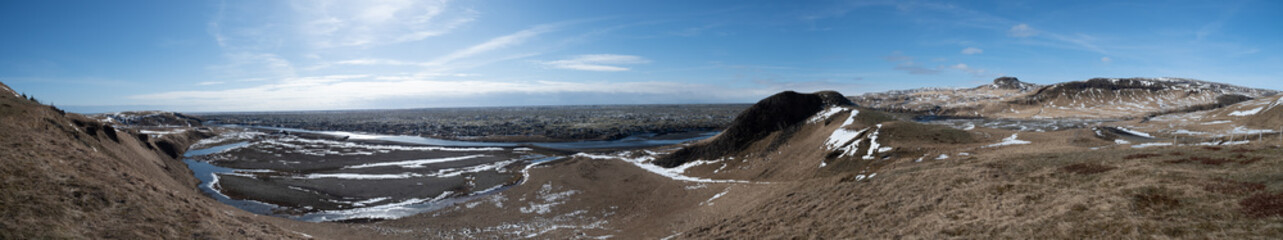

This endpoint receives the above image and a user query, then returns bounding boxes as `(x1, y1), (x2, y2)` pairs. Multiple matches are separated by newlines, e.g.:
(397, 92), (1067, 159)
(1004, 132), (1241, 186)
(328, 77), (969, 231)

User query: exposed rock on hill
(654, 91), (852, 168)
(991, 76), (1040, 91)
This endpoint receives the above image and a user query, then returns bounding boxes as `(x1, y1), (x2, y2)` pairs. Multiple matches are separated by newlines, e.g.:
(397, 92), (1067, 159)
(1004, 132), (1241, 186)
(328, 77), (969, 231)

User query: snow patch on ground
(984, 134), (1031, 148)
(191, 131), (266, 149)
(863, 124), (884, 160)
(824, 108), (867, 158)
(1114, 139), (1131, 144)
(575, 153), (751, 183)
(1171, 129), (1207, 135)
(1131, 142), (1174, 148)
(701, 187), (731, 206)
(1229, 107), (1265, 116)
(1201, 120), (1232, 125)
(520, 183), (579, 215)
(343, 154), (488, 169)
(1228, 126), (1274, 135)
(140, 129), (189, 136)
(1114, 127), (1154, 138)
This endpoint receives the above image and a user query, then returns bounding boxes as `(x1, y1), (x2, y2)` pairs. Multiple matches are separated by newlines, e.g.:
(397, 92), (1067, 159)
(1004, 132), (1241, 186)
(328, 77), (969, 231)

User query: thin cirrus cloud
(537, 54), (651, 72)
(1008, 23), (1037, 37)
(293, 0), (478, 48)
(425, 24), (558, 66)
(961, 47), (983, 55)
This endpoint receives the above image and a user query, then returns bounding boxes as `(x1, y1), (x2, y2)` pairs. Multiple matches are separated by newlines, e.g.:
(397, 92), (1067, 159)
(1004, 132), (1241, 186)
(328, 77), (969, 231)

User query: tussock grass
(1059, 163), (1116, 175)
(1242, 192), (1283, 218)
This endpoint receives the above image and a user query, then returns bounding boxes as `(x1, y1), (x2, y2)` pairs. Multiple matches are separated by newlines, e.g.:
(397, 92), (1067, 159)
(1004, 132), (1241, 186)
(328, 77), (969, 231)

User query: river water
(184, 128), (715, 222)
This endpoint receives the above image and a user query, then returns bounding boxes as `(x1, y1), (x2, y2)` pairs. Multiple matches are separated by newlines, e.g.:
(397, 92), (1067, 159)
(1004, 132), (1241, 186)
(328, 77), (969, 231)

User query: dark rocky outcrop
(654, 91), (853, 168)
(992, 77), (1037, 91)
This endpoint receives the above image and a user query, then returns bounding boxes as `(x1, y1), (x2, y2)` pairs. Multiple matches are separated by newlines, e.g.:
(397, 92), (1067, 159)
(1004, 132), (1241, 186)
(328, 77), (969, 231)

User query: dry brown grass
(1130, 186), (1183, 213)
(1123, 153), (1164, 159)
(1241, 192), (1283, 218)
(679, 143), (1283, 239)
(1059, 163), (1116, 174)
(1166, 156), (1236, 165)
(1203, 178), (1265, 195)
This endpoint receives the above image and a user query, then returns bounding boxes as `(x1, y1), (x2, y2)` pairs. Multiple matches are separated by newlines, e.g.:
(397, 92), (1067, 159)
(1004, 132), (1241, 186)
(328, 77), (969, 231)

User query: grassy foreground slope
(0, 82), (376, 239)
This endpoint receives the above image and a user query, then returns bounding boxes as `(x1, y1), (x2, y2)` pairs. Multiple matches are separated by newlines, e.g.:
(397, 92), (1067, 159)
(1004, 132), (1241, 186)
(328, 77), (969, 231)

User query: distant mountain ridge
(851, 77), (1279, 119)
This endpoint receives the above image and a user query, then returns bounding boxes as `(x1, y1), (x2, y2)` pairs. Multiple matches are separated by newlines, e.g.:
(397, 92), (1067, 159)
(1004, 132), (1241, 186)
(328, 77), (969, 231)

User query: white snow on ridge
(1229, 107), (1265, 116)
(809, 107), (848, 124)
(862, 124), (884, 160)
(824, 109), (888, 159)
(984, 134), (1031, 148)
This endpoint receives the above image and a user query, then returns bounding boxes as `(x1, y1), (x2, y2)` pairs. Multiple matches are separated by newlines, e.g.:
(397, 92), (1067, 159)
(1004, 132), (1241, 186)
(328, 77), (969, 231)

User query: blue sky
(2, 0), (1280, 113)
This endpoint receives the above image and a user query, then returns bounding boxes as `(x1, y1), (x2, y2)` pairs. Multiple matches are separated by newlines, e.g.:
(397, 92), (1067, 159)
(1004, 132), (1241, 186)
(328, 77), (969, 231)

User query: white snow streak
(1229, 107), (1265, 116)
(984, 134), (1031, 148)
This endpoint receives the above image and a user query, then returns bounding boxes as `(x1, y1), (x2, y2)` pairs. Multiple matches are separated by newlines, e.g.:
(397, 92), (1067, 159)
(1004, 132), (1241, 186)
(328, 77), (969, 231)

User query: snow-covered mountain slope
(1010, 77), (1276, 119)
(852, 77), (1278, 120)
(849, 77), (1039, 116)
(90, 111), (203, 127)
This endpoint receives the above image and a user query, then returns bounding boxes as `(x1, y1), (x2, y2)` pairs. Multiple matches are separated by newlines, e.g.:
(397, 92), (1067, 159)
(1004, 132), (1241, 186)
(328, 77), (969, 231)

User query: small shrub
(1060, 163), (1116, 175)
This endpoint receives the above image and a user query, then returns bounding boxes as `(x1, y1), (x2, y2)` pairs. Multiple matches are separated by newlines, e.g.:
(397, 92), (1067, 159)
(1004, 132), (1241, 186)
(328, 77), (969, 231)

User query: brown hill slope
(0, 82), (339, 239)
(656, 90), (1283, 239)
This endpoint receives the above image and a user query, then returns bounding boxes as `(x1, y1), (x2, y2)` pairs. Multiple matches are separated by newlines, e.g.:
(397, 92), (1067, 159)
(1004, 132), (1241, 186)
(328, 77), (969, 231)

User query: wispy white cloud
(208, 52), (298, 81)
(893, 61), (941, 75)
(884, 52), (940, 75)
(1100, 57), (1112, 63)
(197, 81), (225, 86)
(949, 63), (992, 77)
(292, 0), (477, 48)
(537, 54), (650, 72)
(1008, 23), (1037, 37)
(426, 24), (558, 66)
(961, 47), (983, 55)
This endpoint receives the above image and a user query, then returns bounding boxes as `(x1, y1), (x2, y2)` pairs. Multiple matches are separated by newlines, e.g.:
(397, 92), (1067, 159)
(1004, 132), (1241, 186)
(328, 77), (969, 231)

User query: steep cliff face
(0, 82), (308, 239)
